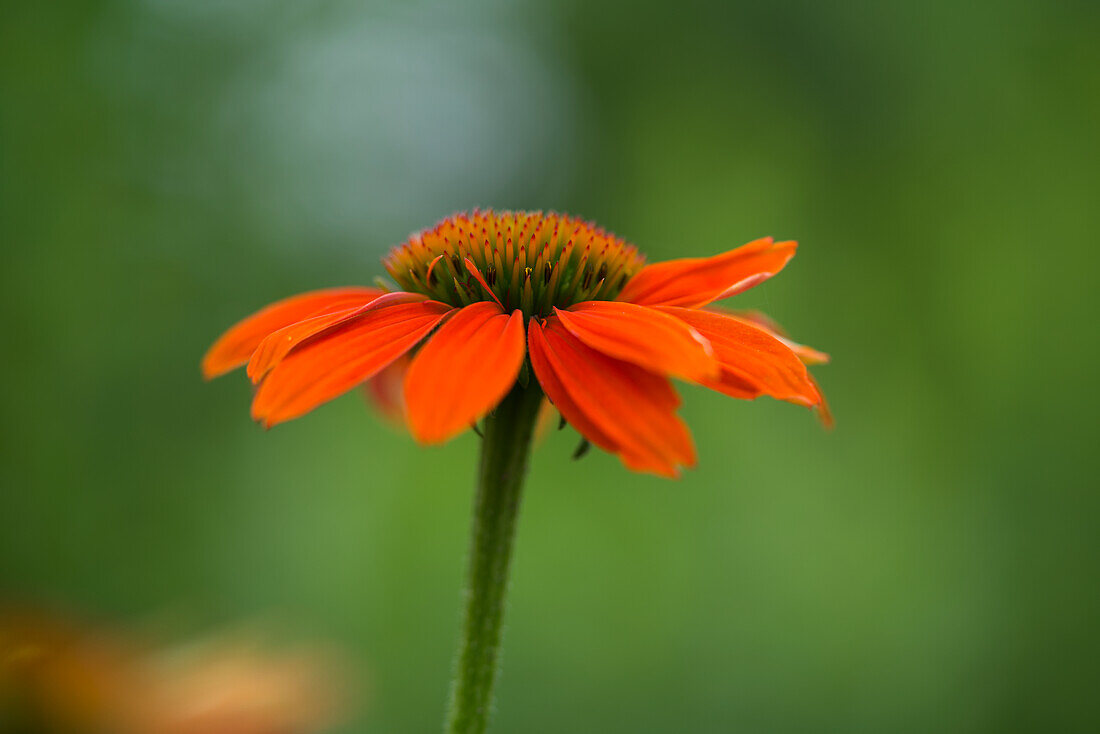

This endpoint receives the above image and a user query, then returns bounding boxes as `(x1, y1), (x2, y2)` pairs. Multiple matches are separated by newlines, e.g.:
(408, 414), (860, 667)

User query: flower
(0, 610), (349, 734)
(203, 210), (828, 477)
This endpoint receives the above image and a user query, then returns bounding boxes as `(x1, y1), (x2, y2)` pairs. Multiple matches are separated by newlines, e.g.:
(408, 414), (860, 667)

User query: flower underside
(383, 210), (645, 318)
(204, 208), (830, 476)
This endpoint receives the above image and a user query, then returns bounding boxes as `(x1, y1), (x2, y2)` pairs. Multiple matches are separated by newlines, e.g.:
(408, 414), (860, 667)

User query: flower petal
(362, 353), (412, 424)
(532, 397), (559, 445)
(617, 238), (796, 308)
(526, 323), (624, 457)
(404, 302), (527, 444)
(528, 318), (696, 477)
(202, 287), (383, 379)
(714, 308), (831, 365)
(251, 299), (453, 427)
(554, 302), (719, 381)
(247, 292), (430, 383)
(463, 258), (503, 308)
(808, 374), (834, 429)
(659, 307), (821, 407)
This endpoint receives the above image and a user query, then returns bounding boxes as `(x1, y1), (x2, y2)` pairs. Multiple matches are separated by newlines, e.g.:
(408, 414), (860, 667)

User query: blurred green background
(3, 0), (1099, 732)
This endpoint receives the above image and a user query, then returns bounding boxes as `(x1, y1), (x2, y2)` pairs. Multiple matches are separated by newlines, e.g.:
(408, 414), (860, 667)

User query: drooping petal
(808, 374), (834, 429)
(760, 332), (829, 367)
(715, 308), (831, 365)
(362, 353), (412, 424)
(246, 307), (361, 383)
(403, 302), (526, 444)
(251, 299), (453, 427)
(201, 287), (383, 379)
(532, 397), (559, 445)
(715, 307), (785, 334)
(616, 238), (796, 308)
(554, 302), (719, 381)
(528, 318), (696, 477)
(705, 307), (832, 424)
(659, 307), (821, 407)
(526, 323), (624, 458)
(247, 292), (431, 383)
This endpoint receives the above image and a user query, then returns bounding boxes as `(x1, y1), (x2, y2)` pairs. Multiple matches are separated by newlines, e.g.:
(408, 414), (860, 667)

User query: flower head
(203, 210), (829, 477)
(381, 211), (645, 317)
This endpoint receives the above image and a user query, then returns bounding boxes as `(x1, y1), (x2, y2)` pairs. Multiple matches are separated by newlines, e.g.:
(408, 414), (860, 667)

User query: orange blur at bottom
(0, 609), (353, 734)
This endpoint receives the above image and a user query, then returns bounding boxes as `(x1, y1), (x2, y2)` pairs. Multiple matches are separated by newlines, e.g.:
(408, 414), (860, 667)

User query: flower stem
(445, 383), (543, 734)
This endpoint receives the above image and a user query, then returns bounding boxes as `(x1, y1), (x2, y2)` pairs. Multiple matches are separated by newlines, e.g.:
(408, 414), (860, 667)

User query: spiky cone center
(383, 210), (646, 318)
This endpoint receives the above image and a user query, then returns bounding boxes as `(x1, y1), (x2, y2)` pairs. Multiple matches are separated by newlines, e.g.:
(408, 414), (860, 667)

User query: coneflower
(203, 210), (830, 733)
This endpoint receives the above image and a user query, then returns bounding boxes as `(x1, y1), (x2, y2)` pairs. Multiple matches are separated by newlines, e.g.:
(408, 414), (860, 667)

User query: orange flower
(204, 210), (829, 477)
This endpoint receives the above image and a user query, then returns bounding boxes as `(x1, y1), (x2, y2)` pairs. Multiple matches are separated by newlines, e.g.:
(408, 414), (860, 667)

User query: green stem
(445, 383), (543, 734)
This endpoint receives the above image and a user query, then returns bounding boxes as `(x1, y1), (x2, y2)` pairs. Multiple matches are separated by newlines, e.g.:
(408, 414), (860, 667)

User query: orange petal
(532, 397), (559, 445)
(712, 307), (831, 366)
(202, 287), (383, 379)
(363, 353), (412, 424)
(528, 318), (696, 477)
(808, 374), (834, 429)
(659, 307), (821, 407)
(246, 307), (361, 383)
(527, 323), (625, 458)
(768, 334), (829, 367)
(617, 238), (796, 308)
(712, 307), (788, 336)
(247, 292), (431, 383)
(463, 258), (503, 308)
(404, 302), (527, 444)
(555, 302), (718, 381)
(251, 299), (453, 427)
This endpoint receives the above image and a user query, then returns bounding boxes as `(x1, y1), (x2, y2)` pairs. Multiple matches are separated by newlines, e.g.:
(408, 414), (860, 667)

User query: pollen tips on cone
(383, 211), (646, 318)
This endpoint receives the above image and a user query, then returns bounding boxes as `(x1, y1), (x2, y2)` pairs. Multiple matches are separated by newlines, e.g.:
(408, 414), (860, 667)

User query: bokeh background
(3, 0), (1099, 732)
